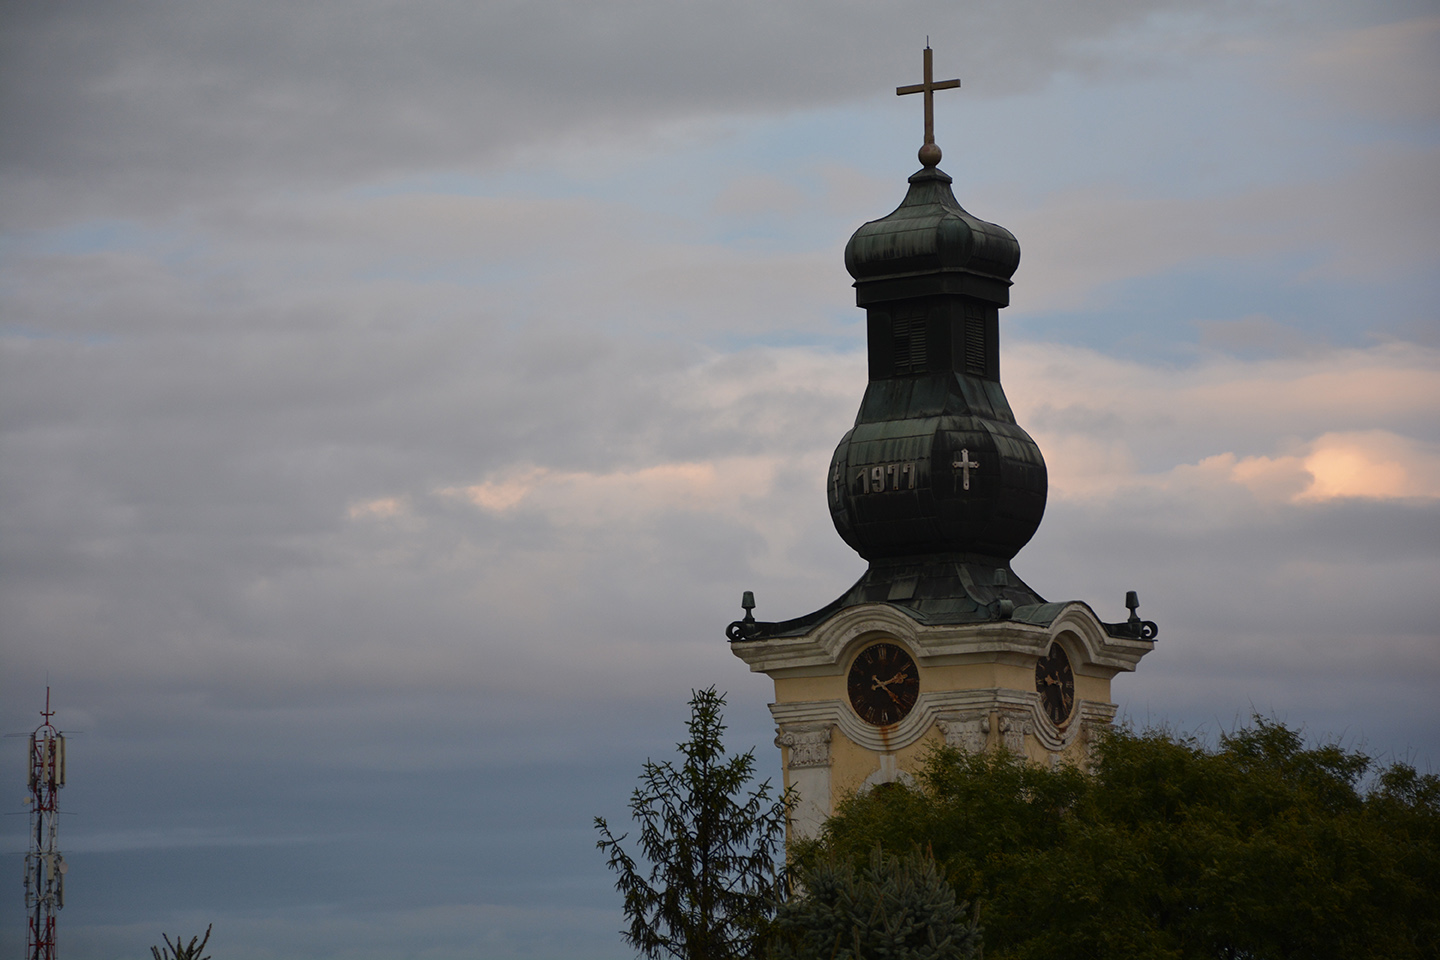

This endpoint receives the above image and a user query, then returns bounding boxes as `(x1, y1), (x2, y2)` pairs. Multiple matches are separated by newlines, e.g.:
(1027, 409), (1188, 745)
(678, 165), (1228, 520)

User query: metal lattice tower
(23, 689), (67, 960)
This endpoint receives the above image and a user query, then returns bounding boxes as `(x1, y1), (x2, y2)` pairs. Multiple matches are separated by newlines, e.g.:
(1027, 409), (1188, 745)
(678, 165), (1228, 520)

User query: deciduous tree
(796, 719), (1440, 960)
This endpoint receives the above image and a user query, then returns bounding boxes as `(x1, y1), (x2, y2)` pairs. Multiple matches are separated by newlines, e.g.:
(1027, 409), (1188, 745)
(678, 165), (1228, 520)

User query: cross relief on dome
(952, 448), (979, 491)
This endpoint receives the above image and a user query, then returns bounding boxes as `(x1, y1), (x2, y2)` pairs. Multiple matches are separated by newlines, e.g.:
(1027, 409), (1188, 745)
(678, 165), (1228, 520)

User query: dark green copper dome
(844, 167), (1021, 289)
(828, 165), (1046, 564)
(726, 159), (1057, 641)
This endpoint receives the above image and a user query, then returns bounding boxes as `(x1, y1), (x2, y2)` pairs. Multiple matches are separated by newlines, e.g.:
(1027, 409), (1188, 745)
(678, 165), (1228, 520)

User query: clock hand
(871, 670), (910, 692)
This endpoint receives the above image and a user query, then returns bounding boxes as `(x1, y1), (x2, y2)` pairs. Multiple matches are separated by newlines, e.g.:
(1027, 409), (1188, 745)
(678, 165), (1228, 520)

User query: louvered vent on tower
(892, 314), (927, 375)
(963, 304), (986, 377)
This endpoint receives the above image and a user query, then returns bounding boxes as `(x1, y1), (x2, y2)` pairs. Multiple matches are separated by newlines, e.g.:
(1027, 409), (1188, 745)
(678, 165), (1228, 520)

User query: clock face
(1035, 643), (1076, 725)
(847, 642), (919, 727)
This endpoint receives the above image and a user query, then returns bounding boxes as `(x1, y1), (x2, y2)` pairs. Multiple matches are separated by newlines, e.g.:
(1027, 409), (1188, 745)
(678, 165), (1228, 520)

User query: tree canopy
(793, 719), (1439, 960)
(771, 847), (981, 960)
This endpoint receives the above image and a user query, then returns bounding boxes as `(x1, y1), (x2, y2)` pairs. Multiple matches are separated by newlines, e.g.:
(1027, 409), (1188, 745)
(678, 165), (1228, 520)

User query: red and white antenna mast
(23, 688), (67, 960)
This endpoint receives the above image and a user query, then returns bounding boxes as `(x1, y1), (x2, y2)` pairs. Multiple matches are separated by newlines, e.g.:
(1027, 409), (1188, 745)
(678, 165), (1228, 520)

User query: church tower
(727, 48), (1156, 840)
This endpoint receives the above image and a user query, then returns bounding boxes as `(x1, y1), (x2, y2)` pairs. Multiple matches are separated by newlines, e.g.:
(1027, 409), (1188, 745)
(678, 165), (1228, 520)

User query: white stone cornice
(730, 604), (919, 675)
(730, 600), (1152, 678)
(731, 603), (1049, 677)
(772, 686), (1038, 755)
(768, 685), (1121, 756)
(1044, 602), (1154, 674)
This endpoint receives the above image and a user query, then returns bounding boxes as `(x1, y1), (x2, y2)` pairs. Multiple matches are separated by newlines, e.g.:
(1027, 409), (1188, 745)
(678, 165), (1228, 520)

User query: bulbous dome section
(845, 167), (1020, 287)
(826, 377), (1047, 562)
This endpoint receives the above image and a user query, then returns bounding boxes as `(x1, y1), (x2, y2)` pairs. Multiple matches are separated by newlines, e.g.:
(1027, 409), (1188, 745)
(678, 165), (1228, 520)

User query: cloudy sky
(2, 0), (1437, 957)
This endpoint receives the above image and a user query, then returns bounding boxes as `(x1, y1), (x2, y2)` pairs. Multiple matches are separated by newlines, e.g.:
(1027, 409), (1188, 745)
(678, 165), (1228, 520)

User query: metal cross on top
(897, 45), (960, 166)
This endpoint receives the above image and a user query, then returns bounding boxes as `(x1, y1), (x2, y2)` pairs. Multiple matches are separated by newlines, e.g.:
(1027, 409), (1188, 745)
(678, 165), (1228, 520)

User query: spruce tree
(596, 687), (790, 960)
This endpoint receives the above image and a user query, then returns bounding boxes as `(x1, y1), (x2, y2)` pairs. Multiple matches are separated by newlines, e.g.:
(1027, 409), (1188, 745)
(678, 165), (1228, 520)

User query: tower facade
(727, 50), (1155, 841)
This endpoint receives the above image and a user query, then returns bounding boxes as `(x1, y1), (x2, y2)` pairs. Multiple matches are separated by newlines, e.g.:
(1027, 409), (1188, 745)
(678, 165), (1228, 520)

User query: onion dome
(845, 167), (1020, 295)
(720, 51), (1141, 644)
(827, 165), (1046, 566)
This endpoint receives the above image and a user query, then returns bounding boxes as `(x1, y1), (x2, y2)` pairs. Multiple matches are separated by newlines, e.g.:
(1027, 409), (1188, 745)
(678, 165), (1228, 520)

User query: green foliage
(796, 718), (1440, 960)
(769, 847), (981, 960)
(151, 924), (212, 960)
(596, 687), (790, 960)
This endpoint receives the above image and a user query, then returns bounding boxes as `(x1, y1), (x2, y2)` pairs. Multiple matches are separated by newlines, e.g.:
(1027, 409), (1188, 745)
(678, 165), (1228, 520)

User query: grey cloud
(0, 0), (1346, 223)
(1003, 144), (1440, 316)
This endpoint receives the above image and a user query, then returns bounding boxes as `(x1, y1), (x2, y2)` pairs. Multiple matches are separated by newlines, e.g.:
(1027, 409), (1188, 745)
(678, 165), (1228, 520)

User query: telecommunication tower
(23, 689), (67, 960)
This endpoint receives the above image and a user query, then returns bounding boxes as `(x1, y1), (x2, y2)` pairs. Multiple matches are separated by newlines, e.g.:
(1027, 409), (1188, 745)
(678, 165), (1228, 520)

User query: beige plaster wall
(1075, 673), (1109, 703)
(774, 674), (843, 705)
(770, 630), (1125, 827)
